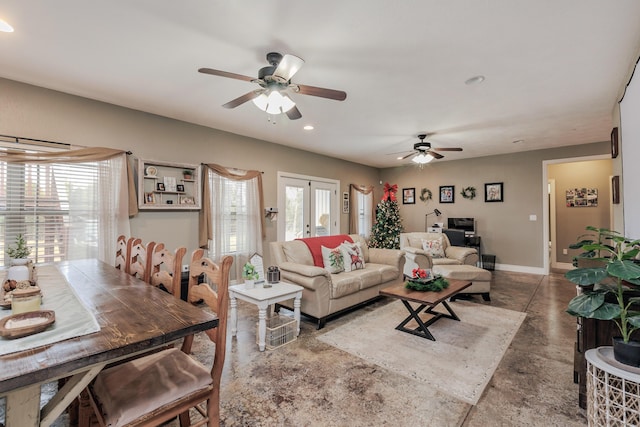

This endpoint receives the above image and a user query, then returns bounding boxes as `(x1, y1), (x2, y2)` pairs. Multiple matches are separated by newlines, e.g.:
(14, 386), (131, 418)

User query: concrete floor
(213, 269), (586, 426)
(1, 269), (587, 426)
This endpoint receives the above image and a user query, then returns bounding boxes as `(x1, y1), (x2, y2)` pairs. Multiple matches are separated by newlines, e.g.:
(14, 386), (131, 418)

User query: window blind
(1, 160), (104, 266)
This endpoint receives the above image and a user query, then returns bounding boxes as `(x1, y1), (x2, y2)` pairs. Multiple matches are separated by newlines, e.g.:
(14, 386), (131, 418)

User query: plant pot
(244, 279), (255, 290)
(612, 337), (640, 367)
(7, 258), (30, 281)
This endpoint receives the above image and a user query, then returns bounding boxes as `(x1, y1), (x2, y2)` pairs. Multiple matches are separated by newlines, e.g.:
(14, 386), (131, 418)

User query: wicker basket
(257, 314), (297, 350)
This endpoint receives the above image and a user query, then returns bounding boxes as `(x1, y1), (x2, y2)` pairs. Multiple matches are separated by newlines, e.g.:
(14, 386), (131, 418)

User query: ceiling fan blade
(222, 90), (262, 109)
(429, 151), (445, 159)
(286, 105), (302, 120)
(295, 84), (347, 101)
(401, 152), (416, 160)
(198, 68), (254, 82)
(274, 54), (305, 81)
(432, 147), (463, 152)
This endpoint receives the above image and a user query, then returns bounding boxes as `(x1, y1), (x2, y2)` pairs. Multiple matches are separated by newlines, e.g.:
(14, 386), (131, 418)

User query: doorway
(542, 154), (611, 274)
(277, 172), (339, 241)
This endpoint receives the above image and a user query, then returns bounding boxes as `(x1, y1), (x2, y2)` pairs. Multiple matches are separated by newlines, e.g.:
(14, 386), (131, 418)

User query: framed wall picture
(439, 185), (455, 203)
(612, 176), (620, 204)
(484, 182), (503, 202)
(402, 188), (416, 204)
(566, 188), (598, 207)
(156, 182), (165, 192)
(176, 184), (185, 192)
(611, 127), (619, 159)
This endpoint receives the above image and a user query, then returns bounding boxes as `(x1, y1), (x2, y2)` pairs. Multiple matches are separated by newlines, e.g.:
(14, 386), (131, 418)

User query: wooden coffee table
(379, 279), (472, 341)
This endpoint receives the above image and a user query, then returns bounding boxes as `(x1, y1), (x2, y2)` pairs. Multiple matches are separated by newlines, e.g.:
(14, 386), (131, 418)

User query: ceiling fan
(198, 52), (347, 120)
(400, 134), (463, 164)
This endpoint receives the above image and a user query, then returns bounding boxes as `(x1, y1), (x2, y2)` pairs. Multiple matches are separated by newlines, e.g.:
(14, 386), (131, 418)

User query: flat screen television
(447, 217), (475, 233)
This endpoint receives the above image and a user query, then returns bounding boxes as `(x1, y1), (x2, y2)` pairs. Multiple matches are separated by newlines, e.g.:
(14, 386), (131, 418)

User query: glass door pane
(283, 179), (309, 240)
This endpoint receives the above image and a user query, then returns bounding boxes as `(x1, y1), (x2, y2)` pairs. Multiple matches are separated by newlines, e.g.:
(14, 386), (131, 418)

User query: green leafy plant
(242, 262), (259, 280)
(565, 226), (640, 343)
(6, 234), (32, 259)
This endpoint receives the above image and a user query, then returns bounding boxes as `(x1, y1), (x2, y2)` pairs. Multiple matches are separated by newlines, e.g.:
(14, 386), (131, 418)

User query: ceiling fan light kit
(401, 134), (463, 164)
(252, 90), (296, 114)
(199, 52), (346, 120)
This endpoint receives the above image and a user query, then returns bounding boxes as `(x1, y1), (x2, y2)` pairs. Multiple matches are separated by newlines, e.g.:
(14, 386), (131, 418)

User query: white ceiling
(1, 1), (639, 168)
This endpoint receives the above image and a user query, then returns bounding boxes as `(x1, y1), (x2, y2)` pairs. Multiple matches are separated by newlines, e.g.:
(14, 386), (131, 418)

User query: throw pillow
(321, 245), (345, 274)
(422, 237), (445, 258)
(340, 241), (366, 272)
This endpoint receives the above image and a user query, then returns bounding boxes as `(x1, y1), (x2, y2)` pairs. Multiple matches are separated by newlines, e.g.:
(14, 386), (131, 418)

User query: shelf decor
(138, 159), (201, 210)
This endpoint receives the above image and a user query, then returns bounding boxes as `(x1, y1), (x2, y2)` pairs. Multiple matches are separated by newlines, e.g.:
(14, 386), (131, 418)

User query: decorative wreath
(460, 186), (476, 200)
(419, 188), (433, 203)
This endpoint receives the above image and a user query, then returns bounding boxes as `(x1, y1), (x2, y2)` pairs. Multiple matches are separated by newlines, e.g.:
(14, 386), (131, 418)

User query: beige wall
(0, 77), (614, 271)
(0, 78), (380, 265)
(380, 142), (609, 270)
(549, 160), (612, 264)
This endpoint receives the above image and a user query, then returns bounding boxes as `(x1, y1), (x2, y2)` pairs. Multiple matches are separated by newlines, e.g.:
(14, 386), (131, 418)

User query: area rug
(318, 300), (526, 405)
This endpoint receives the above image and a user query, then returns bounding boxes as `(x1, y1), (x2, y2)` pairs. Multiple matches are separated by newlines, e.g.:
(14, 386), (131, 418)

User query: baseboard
(492, 263), (546, 275)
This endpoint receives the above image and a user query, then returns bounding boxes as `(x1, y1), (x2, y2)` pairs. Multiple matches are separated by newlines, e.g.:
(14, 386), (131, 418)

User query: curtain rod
(0, 133), (71, 148)
(201, 162), (264, 173)
(0, 134), (132, 154)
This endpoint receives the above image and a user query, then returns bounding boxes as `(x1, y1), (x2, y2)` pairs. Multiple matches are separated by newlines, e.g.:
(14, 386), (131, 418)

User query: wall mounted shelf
(138, 159), (201, 210)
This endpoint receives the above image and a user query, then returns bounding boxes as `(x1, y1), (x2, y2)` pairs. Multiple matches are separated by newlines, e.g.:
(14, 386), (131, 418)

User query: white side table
(229, 281), (303, 351)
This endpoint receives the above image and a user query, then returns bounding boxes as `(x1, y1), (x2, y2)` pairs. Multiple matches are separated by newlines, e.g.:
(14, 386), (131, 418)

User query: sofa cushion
(321, 245), (345, 274)
(354, 268), (381, 290)
(282, 240), (314, 266)
(432, 257), (461, 265)
(422, 237), (445, 258)
(341, 241), (366, 272)
(330, 274), (361, 298)
(298, 235), (353, 267)
(367, 263), (400, 283)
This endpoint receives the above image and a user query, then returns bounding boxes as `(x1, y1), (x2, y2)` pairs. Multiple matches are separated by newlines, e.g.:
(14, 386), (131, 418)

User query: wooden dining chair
(127, 238), (155, 282)
(84, 252), (233, 427)
(114, 235), (129, 272)
(148, 243), (187, 298)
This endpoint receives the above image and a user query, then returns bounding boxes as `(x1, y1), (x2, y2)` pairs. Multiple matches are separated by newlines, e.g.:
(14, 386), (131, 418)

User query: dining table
(0, 258), (218, 427)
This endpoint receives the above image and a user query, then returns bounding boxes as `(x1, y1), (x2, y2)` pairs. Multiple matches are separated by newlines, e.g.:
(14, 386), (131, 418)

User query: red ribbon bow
(382, 182), (398, 202)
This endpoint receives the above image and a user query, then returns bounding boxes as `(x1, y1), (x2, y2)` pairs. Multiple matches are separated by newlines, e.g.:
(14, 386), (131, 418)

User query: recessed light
(465, 75), (485, 85)
(0, 19), (14, 33)
(303, 125), (314, 130)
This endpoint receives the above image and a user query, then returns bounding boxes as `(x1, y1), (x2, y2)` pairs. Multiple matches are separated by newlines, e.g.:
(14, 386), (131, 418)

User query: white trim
(542, 153), (610, 275)
(493, 263), (546, 275)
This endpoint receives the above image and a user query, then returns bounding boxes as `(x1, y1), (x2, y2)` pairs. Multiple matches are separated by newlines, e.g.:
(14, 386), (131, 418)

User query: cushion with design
(422, 237), (445, 258)
(321, 245), (345, 274)
(340, 241), (366, 272)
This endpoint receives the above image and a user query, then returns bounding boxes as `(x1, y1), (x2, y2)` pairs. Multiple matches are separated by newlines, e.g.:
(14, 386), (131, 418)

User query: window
(0, 146), (129, 266)
(205, 167), (263, 281)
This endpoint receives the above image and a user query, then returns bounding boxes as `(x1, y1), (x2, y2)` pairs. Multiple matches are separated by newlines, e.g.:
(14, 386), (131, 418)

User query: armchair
(400, 232), (478, 278)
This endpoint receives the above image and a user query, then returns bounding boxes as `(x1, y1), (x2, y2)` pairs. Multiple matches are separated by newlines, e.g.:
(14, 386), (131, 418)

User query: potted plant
(565, 226), (640, 366)
(6, 234), (32, 281)
(242, 262), (259, 289)
(7, 233), (31, 261)
(183, 170), (193, 180)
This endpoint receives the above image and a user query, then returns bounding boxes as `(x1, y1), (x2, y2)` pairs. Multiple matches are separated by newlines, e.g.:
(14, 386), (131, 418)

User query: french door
(277, 173), (339, 241)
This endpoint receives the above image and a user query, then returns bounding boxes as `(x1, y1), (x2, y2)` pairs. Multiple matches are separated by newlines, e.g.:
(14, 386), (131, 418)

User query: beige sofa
(270, 234), (405, 329)
(399, 232), (479, 278)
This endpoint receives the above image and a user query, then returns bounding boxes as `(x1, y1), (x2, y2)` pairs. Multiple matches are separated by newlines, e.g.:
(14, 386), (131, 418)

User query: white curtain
(350, 184), (375, 238)
(98, 154), (131, 264)
(206, 167), (263, 281)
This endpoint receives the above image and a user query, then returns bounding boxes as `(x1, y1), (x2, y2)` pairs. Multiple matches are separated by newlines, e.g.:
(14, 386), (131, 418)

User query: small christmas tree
(369, 183), (404, 249)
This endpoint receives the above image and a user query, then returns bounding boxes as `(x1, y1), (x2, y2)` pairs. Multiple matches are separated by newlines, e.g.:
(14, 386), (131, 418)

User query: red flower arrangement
(412, 268), (431, 279)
